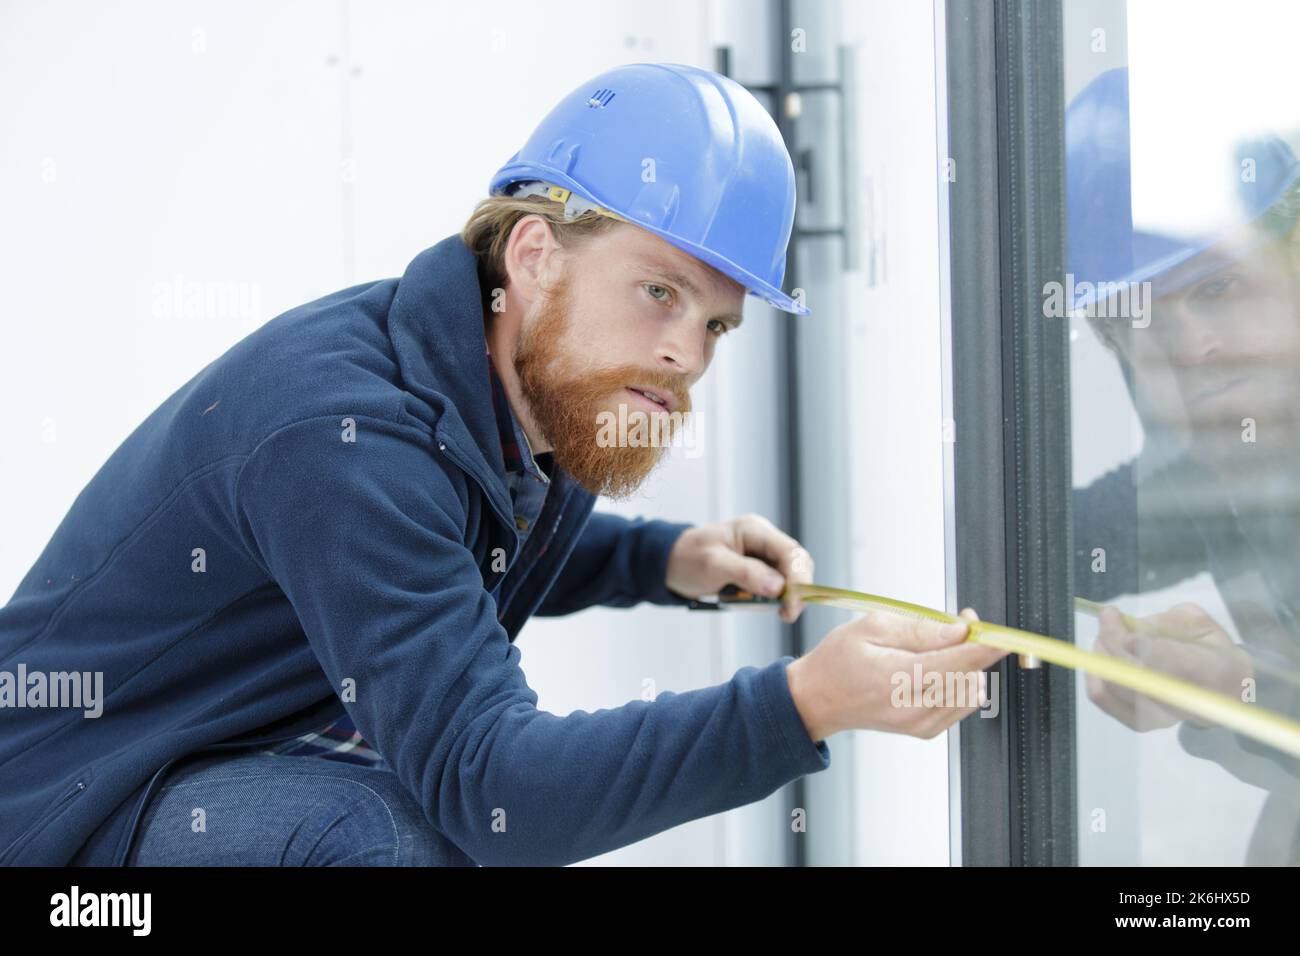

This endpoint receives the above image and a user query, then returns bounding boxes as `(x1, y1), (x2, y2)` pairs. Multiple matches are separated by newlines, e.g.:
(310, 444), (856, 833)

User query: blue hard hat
(489, 62), (809, 316)
(1066, 67), (1300, 311)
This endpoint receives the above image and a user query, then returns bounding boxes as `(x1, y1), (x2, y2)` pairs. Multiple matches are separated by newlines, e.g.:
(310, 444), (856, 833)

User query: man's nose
(1163, 306), (1224, 367)
(655, 320), (706, 376)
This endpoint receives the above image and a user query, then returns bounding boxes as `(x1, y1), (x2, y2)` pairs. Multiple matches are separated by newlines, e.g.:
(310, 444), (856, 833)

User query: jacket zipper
(435, 433), (524, 612)
(1, 777), (89, 865)
(434, 434), (517, 546)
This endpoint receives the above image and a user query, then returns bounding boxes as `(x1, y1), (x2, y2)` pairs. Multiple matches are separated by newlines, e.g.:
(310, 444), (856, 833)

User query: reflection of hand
(1086, 603), (1256, 731)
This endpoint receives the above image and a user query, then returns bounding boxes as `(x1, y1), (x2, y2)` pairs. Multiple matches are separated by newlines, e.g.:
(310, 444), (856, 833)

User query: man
(0, 62), (1001, 867)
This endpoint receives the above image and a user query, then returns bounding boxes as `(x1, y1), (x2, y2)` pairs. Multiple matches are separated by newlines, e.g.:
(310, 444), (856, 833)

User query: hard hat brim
(491, 166), (811, 317)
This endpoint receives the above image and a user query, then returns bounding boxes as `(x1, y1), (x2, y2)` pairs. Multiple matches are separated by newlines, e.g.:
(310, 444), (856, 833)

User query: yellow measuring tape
(781, 582), (1300, 760)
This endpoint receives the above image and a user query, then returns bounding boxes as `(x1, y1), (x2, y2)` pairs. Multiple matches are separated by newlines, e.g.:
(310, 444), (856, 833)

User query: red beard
(512, 269), (693, 499)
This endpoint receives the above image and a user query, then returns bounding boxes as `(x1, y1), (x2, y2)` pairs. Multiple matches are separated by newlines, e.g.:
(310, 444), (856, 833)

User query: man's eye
(707, 319), (732, 336)
(644, 283), (671, 303)
(1194, 275), (1239, 301)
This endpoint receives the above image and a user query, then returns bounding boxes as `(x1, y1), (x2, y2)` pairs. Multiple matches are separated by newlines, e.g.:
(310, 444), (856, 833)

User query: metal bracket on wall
(713, 42), (860, 273)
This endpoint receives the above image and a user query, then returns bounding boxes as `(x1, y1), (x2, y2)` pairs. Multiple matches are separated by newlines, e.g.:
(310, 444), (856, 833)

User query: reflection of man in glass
(1067, 67), (1300, 862)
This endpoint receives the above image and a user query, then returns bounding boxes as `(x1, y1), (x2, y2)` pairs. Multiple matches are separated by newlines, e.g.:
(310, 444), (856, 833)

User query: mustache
(586, 363), (692, 409)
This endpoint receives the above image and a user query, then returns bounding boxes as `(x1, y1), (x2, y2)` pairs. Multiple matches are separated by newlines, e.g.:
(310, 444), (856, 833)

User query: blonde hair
(460, 194), (621, 298)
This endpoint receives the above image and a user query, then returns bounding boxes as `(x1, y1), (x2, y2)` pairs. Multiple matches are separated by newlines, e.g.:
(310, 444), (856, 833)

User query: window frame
(945, 0), (1078, 866)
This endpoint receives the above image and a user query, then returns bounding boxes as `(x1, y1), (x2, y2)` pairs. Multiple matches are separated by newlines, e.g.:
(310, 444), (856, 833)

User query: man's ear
(503, 215), (559, 307)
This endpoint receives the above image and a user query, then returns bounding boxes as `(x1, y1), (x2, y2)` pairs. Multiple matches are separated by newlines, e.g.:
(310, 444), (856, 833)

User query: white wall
(0, 0), (796, 866)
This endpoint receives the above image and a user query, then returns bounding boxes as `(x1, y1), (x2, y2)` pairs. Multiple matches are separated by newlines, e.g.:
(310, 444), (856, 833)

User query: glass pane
(1064, 0), (1300, 863)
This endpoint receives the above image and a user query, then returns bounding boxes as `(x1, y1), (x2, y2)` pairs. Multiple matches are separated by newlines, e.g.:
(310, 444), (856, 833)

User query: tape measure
(688, 582), (1300, 760)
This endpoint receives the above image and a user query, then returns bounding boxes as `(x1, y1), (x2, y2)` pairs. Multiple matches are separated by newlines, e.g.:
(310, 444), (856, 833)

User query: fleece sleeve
(533, 512), (695, 615)
(234, 414), (830, 866)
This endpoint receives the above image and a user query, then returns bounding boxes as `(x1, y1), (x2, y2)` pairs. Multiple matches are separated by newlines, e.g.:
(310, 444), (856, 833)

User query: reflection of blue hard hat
(489, 62), (809, 316)
(1065, 67), (1300, 310)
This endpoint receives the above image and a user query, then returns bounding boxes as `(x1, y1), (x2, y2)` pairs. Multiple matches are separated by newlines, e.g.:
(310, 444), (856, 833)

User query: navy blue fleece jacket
(0, 233), (830, 866)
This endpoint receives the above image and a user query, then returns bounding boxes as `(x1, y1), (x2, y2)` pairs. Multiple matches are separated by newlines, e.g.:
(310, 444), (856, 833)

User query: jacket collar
(386, 234), (591, 531)
(387, 234), (515, 523)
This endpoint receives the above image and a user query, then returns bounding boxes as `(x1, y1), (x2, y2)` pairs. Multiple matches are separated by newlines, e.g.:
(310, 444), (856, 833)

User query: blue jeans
(77, 751), (477, 866)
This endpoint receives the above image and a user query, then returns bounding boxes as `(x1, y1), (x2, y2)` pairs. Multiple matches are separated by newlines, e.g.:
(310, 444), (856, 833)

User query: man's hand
(1086, 603), (1256, 731)
(665, 513), (814, 623)
(786, 608), (1005, 742)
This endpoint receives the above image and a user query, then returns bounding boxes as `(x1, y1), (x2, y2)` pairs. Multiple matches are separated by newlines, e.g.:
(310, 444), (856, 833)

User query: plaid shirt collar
(486, 345), (550, 485)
